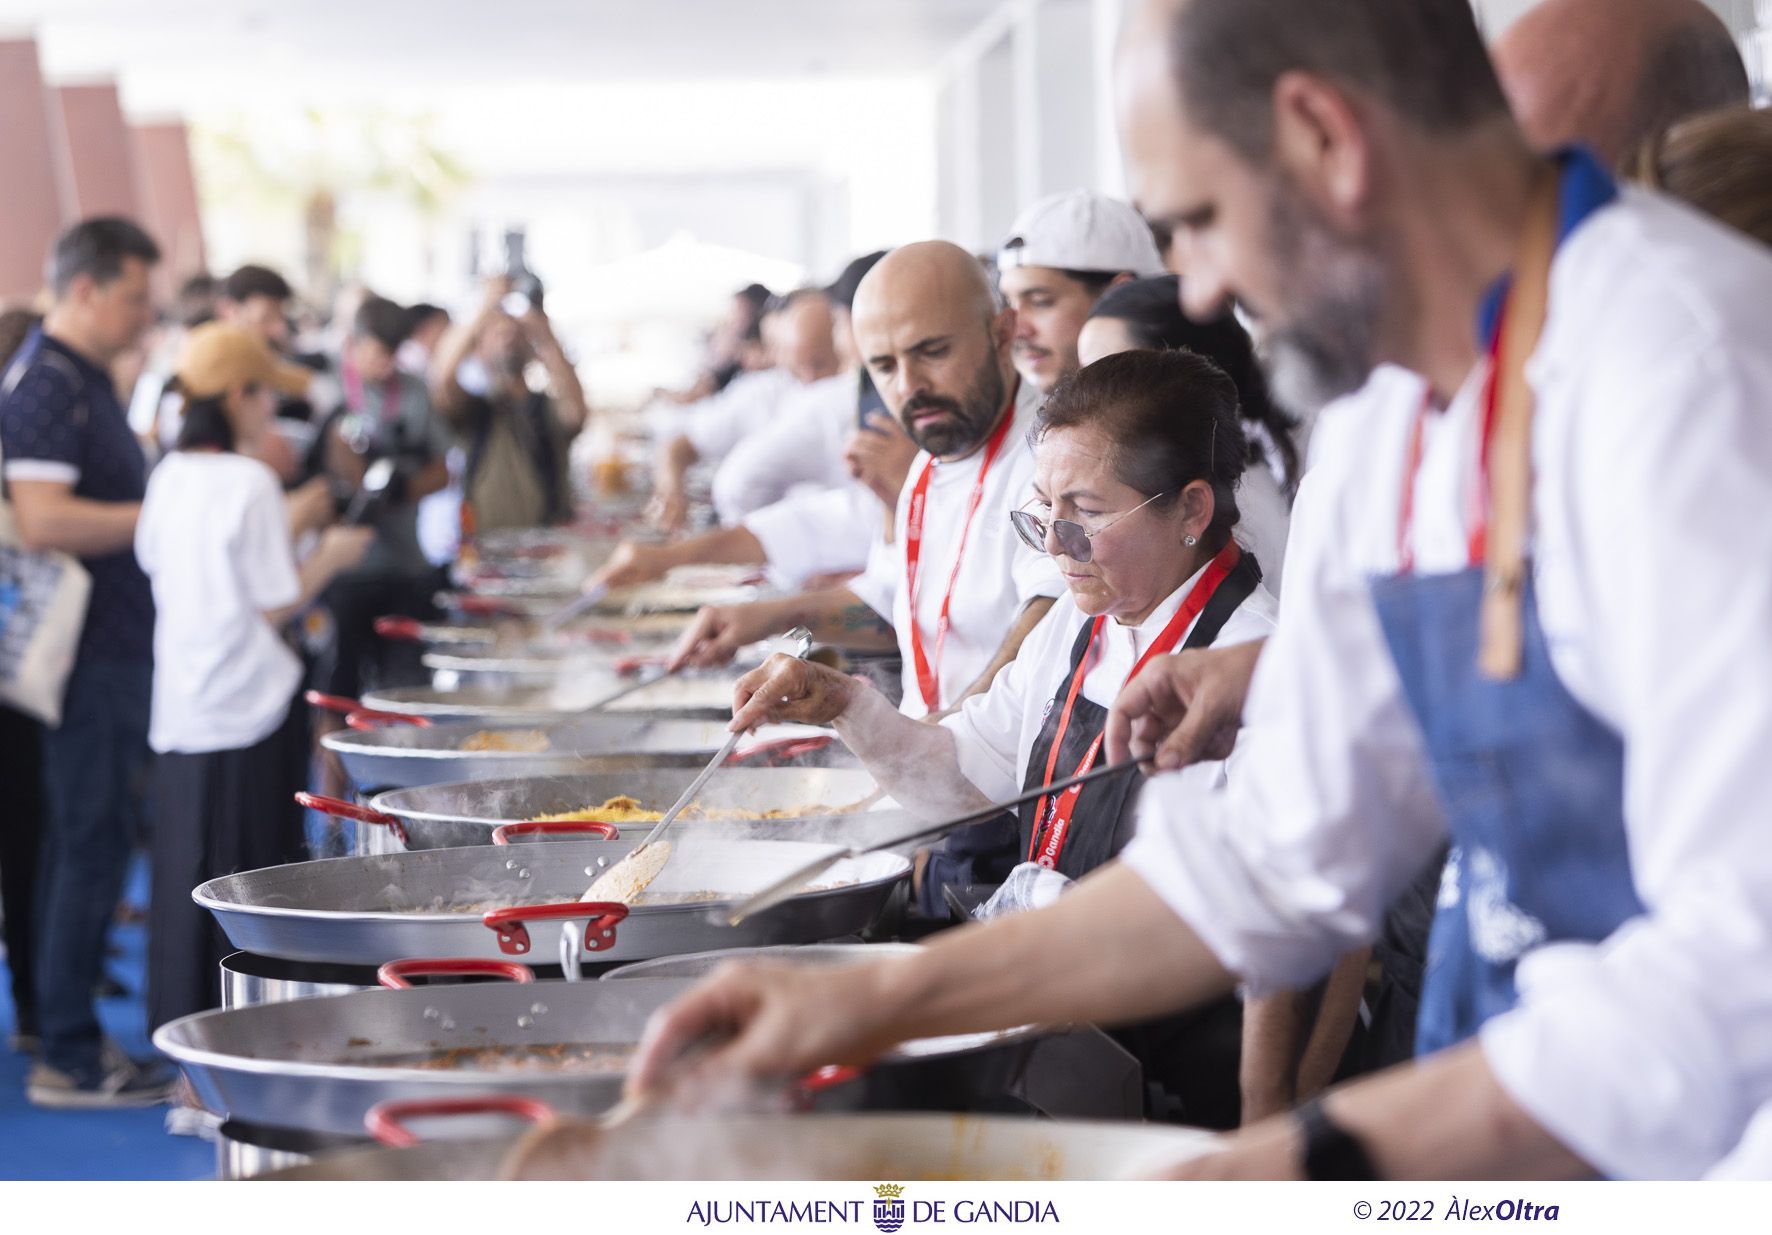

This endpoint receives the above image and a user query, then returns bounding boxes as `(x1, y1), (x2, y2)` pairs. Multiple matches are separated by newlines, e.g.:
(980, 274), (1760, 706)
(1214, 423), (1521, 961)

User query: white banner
(6, 1180), (1771, 1234)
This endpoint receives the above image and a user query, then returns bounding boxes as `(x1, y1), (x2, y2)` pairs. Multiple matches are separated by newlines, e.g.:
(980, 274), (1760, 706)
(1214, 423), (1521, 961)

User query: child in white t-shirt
(134, 322), (371, 1041)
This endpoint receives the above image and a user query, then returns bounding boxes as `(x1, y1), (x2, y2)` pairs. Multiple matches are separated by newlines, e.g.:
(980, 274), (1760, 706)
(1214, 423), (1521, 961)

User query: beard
(1259, 175), (1392, 416)
(900, 358), (1007, 457)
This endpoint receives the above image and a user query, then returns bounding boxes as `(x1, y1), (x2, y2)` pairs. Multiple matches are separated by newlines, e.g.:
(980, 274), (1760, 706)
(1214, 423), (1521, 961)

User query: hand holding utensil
(582, 627), (816, 903)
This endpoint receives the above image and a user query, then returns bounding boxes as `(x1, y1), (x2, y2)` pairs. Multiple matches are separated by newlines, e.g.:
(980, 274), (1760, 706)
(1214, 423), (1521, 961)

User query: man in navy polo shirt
(0, 216), (175, 1107)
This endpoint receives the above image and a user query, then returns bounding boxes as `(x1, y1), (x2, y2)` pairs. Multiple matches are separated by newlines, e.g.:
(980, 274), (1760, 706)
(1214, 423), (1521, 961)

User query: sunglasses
(1009, 491), (1170, 564)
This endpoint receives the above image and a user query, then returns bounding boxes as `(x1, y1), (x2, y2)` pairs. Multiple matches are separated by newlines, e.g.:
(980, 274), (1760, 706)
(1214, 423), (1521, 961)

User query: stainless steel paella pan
(193, 835), (910, 969)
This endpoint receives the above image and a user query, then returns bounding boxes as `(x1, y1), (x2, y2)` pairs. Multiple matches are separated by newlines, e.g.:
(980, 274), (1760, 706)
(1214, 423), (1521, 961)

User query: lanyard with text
(903, 400), (1017, 712)
(1028, 539), (1243, 868)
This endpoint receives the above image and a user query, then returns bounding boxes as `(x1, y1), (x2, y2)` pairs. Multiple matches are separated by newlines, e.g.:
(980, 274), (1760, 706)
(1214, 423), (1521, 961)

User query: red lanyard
(343, 363), (401, 422)
(1027, 539), (1243, 868)
(903, 399), (1017, 712)
(1396, 301), (1510, 574)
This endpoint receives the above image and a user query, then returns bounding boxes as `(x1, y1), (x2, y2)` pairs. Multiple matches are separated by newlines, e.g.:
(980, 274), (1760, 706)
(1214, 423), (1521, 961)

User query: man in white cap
(997, 189), (1168, 395)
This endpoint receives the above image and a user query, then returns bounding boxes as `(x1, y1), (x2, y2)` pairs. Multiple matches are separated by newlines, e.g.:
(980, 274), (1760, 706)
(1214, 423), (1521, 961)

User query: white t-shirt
(711, 370), (857, 523)
(850, 379), (1066, 718)
(135, 451), (303, 753)
(942, 565), (1277, 804)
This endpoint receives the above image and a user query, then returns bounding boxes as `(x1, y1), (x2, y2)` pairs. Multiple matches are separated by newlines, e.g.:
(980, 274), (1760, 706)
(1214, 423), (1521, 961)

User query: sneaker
(163, 1104), (222, 1140)
(26, 1053), (177, 1110)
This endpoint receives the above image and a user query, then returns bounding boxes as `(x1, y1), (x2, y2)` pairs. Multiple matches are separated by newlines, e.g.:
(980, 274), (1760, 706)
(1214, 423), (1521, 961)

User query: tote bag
(0, 371), (92, 726)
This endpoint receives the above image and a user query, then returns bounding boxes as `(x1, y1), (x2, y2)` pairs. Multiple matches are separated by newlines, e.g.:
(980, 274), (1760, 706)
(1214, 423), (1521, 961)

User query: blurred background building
(0, 0), (1765, 404)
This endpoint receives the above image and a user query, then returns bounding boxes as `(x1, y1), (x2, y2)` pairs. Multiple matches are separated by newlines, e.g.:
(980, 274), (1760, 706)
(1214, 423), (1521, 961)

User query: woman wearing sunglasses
(732, 347), (1275, 897)
(732, 348), (1275, 1122)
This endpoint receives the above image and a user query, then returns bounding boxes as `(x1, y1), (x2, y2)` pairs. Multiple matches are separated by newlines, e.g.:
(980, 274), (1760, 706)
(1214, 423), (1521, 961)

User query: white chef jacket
(1121, 188), (1772, 1180)
(743, 481), (885, 589)
(943, 567), (1276, 805)
(850, 378), (1066, 719)
(668, 367), (800, 462)
(711, 370), (857, 523)
(1235, 455), (1291, 597)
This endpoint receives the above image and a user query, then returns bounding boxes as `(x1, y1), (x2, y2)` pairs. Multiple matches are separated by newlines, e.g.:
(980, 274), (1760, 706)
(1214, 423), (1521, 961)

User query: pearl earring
(1183, 534), (1198, 547)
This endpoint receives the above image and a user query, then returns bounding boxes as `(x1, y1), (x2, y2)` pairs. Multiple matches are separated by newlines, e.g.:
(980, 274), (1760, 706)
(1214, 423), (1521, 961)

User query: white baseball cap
(997, 190), (1166, 278)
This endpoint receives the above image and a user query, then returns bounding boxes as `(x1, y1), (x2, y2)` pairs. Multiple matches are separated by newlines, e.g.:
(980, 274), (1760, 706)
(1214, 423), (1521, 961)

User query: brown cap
(175, 321), (312, 400)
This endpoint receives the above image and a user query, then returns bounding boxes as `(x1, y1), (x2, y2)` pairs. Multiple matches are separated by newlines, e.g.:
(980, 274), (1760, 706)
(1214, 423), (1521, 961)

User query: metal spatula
(581, 626), (816, 903)
(717, 758), (1144, 926)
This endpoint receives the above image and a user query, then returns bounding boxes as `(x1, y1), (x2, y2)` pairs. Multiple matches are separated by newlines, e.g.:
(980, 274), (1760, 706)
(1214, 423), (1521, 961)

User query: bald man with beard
(671, 241), (1063, 721)
(1493, 0), (1751, 165)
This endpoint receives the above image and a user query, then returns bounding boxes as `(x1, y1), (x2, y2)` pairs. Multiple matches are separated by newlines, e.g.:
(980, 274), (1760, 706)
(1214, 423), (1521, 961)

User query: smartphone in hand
(857, 368), (889, 432)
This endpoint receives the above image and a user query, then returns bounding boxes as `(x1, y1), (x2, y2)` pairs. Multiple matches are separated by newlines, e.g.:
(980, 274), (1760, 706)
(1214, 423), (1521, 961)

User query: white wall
(934, 0), (1126, 251)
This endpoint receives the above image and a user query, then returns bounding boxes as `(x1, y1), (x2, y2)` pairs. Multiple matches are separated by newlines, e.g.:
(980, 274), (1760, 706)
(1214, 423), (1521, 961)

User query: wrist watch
(1296, 1096), (1380, 1180)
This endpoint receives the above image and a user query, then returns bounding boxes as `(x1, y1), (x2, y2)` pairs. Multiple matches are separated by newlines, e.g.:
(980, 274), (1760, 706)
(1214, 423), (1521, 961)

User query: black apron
(1016, 550), (1263, 879)
(1014, 550), (1260, 1126)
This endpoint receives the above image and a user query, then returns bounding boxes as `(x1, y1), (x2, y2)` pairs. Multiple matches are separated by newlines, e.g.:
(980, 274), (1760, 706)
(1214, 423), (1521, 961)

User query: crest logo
(872, 1183), (906, 1233)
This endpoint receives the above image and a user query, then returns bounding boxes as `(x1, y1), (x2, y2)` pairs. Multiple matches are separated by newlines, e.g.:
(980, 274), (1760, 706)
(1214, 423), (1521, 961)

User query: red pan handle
(451, 594), (520, 617)
(307, 689), (432, 729)
(611, 654), (666, 675)
(295, 791), (410, 846)
(345, 709), (434, 731)
(569, 626), (629, 645)
(491, 820), (621, 845)
(376, 957), (536, 989)
(365, 1095), (557, 1149)
(372, 615), (425, 641)
(482, 900), (630, 957)
(305, 690), (365, 716)
(725, 735), (836, 767)
(799, 1064), (862, 1098)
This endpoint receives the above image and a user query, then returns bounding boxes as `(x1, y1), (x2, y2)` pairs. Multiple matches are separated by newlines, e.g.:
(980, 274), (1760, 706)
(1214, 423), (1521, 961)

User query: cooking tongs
(716, 758), (1144, 926)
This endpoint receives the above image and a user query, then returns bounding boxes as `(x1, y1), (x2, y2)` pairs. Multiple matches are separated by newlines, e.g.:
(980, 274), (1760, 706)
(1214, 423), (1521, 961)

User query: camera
(501, 228), (544, 315)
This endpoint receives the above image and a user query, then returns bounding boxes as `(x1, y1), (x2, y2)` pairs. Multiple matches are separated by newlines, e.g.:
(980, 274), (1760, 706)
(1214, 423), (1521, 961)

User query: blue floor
(0, 857), (214, 1180)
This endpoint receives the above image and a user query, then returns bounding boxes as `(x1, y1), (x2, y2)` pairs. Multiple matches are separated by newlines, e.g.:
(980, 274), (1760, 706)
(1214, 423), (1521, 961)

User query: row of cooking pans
(160, 531), (1175, 1178)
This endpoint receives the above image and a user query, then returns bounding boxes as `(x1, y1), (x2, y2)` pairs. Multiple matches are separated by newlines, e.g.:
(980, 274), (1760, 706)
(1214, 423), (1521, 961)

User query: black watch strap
(1297, 1096), (1381, 1181)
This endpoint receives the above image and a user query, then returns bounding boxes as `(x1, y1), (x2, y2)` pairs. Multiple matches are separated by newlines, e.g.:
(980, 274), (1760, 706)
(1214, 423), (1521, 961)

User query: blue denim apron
(1370, 148), (1641, 1055)
(1369, 571), (1643, 1054)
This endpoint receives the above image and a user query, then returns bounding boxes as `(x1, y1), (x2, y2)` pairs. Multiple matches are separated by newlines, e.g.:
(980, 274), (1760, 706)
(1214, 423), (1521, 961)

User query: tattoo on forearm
(834, 603), (892, 635)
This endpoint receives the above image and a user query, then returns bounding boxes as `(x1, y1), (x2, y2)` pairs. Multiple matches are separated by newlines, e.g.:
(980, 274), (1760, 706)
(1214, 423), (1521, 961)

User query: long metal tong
(716, 757), (1144, 926)
(580, 626), (815, 902)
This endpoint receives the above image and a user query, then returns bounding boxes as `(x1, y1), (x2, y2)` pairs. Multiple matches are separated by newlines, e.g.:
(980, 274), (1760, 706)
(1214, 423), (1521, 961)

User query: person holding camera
(429, 275), (588, 533)
(314, 295), (451, 701)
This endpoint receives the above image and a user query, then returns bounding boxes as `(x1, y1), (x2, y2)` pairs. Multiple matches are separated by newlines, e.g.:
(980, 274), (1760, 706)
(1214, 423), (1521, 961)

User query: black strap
(1179, 548), (1262, 652)
(1297, 1096), (1381, 1180)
